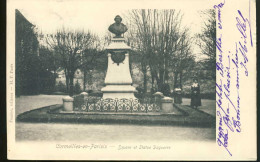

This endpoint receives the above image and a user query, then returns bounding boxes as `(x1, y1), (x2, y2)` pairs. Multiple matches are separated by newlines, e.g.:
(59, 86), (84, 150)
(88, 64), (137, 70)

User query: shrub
(55, 81), (67, 93)
(135, 86), (145, 99)
(74, 80), (82, 95)
(89, 91), (103, 97)
(161, 83), (171, 96)
(73, 94), (84, 109)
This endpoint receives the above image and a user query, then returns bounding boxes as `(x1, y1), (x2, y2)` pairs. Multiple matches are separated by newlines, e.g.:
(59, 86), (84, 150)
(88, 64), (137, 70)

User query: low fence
(73, 95), (162, 113)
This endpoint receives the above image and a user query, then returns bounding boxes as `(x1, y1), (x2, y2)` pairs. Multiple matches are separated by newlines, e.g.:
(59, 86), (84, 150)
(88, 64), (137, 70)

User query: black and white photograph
(6, 0), (256, 160)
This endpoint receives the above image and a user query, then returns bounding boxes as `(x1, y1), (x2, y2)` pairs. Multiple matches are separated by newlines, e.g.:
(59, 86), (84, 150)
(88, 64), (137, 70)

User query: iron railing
(73, 96), (161, 113)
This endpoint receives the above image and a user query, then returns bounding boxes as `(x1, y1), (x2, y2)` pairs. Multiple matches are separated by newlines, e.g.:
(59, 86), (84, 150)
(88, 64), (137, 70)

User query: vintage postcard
(6, 0), (256, 160)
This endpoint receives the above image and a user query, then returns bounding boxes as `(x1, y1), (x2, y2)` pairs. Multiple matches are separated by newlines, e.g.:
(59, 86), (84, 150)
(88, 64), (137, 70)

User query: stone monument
(101, 15), (137, 99)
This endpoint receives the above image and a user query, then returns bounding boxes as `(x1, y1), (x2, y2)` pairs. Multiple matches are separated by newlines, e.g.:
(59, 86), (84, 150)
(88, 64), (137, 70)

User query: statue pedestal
(101, 38), (137, 99)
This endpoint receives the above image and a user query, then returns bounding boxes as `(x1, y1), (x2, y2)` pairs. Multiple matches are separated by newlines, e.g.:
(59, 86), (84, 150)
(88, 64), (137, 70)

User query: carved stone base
(101, 85), (137, 99)
(102, 37), (136, 100)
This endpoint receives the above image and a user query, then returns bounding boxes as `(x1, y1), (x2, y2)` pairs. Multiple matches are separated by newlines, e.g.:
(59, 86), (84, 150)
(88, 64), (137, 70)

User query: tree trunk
(149, 63), (159, 92)
(83, 69), (86, 91)
(174, 71), (178, 89)
(53, 71), (56, 91)
(143, 73), (147, 94)
(157, 79), (162, 92)
(158, 69), (164, 91)
(142, 65), (147, 93)
(64, 69), (69, 93)
(66, 76), (69, 93)
(69, 73), (74, 97)
(156, 73), (162, 92)
(179, 71), (183, 89)
(151, 73), (154, 89)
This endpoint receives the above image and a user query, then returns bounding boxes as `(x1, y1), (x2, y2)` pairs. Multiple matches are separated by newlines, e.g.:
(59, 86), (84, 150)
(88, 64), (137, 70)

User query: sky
(14, 0), (215, 60)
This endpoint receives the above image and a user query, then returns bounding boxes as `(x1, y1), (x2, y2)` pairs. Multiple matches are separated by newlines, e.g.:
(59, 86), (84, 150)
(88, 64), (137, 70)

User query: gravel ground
(15, 95), (216, 142)
(16, 123), (215, 142)
(15, 95), (67, 117)
(181, 98), (216, 117)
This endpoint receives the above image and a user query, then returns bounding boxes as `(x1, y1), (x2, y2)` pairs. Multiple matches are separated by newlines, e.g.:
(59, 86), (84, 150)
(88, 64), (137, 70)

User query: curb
(16, 104), (215, 128)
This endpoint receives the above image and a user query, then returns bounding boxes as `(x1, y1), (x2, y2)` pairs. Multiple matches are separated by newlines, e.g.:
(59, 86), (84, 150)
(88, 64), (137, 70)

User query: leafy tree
(38, 46), (59, 93)
(15, 9), (40, 96)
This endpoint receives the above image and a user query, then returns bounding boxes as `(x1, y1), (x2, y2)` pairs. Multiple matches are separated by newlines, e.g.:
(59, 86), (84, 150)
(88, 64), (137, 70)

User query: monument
(101, 15), (137, 99)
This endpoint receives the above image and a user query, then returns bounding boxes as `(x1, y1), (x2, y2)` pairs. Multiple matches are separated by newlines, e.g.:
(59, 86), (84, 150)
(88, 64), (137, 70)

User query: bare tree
(126, 9), (194, 93)
(169, 28), (195, 89)
(45, 28), (98, 96)
(196, 9), (216, 79)
(81, 48), (106, 91)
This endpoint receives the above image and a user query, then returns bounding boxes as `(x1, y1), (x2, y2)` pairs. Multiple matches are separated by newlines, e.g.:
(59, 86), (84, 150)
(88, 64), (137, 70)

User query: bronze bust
(108, 15), (128, 38)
